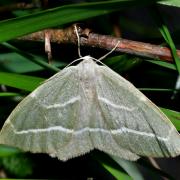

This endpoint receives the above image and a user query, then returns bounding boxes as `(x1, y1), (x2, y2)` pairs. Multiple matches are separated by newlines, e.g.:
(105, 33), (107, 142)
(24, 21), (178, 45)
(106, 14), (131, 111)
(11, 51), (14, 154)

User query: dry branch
(0, 3), (34, 13)
(18, 25), (180, 62)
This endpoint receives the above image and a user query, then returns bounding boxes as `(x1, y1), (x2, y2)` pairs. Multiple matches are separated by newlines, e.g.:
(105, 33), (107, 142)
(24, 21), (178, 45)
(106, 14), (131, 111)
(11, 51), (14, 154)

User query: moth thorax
(79, 59), (97, 100)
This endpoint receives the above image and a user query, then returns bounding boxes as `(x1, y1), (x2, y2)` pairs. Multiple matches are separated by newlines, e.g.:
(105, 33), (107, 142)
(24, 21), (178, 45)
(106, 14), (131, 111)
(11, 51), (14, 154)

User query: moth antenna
(98, 41), (120, 61)
(74, 25), (82, 58)
(64, 57), (84, 69)
(90, 57), (108, 67)
(63, 25), (84, 69)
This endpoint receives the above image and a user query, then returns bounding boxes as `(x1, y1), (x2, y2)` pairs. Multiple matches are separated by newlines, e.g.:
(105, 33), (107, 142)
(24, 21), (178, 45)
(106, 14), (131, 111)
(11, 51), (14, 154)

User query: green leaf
(0, 0), (157, 42)
(139, 88), (175, 92)
(0, 145), (21, 157)
(0, 72), (44, 91)
(145, 59), (176, 71)
(151, 7), (180, 74)
(0, 92), (20, 97)
(110, 156), (144, 180)
(1, 154), (33, 177)
(93, 152), (132, 180)
(101, 161), (132, 180)
(161, 107), (180, 130)
(0, 52), (66, 73)
(158, 0), (180, 7)
(104, 55), (142, 73)
(161, 25), (180, 74)
(0, 52), (45, 73)
(1, 42), (60, 73)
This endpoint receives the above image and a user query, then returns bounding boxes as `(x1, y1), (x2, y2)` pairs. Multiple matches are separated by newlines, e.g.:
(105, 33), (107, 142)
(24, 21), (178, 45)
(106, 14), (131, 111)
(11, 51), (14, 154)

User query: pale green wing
(94, 65), (180, 160)
(1, 58), (180, 162)
(0, 67), (94, 161)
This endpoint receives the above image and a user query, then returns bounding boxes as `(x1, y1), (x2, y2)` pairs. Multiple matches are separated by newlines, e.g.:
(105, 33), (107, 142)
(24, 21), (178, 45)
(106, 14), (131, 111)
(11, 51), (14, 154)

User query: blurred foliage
(0, 145), (33, 178)
(0, 145), (21, 157)
(0, 153), (33, 178)
(0, 0), (180, 179)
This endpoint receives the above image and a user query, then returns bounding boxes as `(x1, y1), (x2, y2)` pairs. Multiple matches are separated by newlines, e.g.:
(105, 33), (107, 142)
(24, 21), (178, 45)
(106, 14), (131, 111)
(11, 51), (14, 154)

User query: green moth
(0, 55), (180, 161)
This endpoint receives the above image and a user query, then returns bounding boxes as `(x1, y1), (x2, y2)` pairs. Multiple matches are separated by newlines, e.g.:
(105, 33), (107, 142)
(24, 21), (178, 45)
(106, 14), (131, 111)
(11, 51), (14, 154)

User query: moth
(0, 26), (180, 161)
(0, 54), (180, 161)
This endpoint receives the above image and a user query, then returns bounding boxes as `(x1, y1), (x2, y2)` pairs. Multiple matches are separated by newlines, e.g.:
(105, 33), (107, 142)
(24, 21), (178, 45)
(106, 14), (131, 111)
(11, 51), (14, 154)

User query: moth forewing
(0, 57), (180, 161)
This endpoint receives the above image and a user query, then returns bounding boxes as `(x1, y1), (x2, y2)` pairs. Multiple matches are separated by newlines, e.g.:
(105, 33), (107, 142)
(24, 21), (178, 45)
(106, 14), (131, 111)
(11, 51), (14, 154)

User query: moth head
(81, 55), (95, 63)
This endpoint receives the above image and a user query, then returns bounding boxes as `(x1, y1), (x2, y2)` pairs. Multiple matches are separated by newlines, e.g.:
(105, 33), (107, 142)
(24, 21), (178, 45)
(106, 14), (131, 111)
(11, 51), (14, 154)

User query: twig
(18, 25), (180, 62)
(45, 30), (52, 62)
(0, 3), (34, 13)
